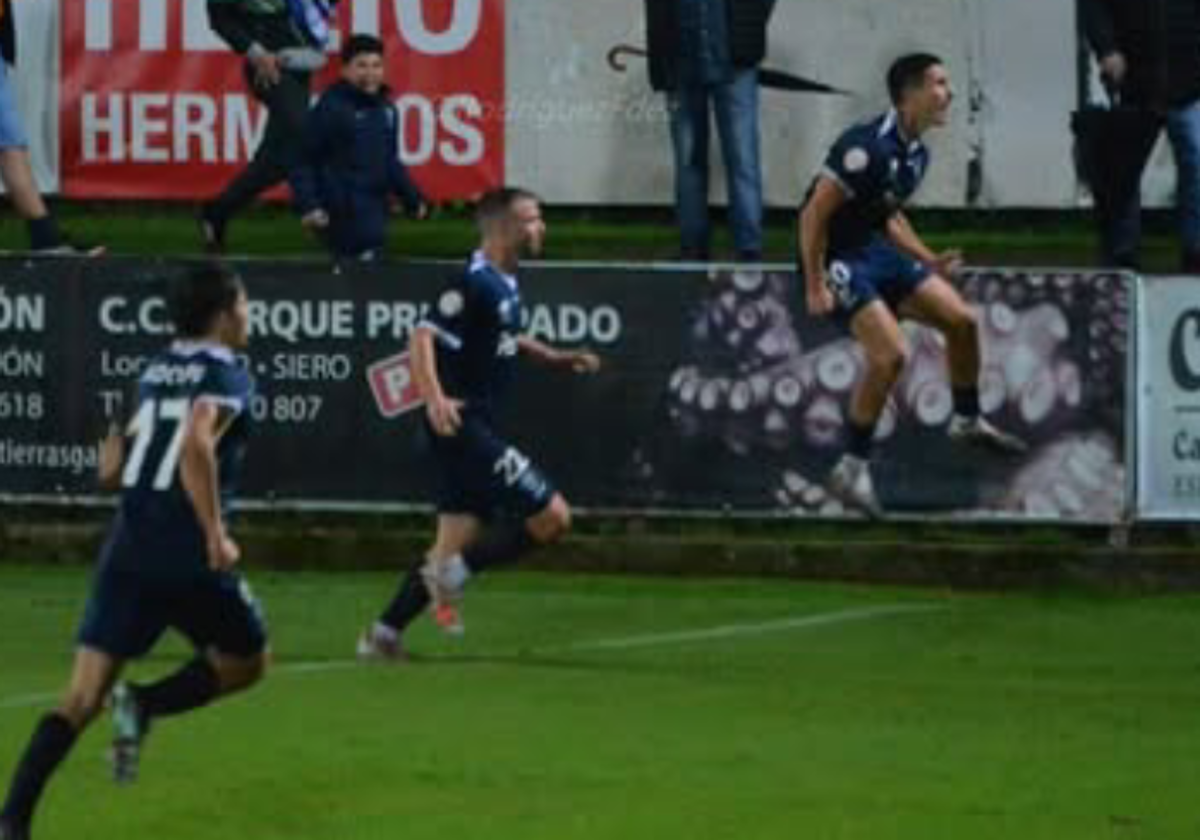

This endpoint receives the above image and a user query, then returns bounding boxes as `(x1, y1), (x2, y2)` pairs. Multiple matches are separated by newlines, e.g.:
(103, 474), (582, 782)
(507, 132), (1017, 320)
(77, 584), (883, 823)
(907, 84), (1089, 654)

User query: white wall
(507, 0), (976, 207)
(976, 0), (1078, 208)
(22, 0), (1108, 207)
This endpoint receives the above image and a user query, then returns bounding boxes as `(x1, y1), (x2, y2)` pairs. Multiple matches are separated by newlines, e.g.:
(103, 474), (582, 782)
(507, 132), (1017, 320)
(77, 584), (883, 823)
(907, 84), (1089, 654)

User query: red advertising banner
(60, 0), (505, 201)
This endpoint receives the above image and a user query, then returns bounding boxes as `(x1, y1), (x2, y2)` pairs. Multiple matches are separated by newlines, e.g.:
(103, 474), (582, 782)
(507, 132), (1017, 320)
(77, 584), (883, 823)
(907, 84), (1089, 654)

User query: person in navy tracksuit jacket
(291, 33), (428, 261)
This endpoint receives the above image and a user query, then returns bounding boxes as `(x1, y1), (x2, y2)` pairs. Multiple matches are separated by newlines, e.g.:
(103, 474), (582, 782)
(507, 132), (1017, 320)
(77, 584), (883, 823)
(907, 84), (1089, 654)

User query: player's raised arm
(180, 400), (239, 571)
(516, 335), (601, 373)
(410, 325), (463, 437)
(798, 177), (847, 316)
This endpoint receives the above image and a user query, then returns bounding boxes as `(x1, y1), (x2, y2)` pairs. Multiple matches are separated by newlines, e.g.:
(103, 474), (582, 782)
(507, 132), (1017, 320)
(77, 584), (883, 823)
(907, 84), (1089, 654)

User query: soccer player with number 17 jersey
(0, 264), (268, 840)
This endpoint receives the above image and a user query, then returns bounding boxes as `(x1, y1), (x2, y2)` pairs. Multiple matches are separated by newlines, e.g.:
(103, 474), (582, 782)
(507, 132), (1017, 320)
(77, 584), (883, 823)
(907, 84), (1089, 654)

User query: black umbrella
(607, 44), (849, 96)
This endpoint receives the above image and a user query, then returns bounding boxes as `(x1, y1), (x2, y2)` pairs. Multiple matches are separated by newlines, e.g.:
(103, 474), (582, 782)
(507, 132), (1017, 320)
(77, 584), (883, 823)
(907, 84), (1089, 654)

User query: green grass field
(0, 204), (1188, 270)
(1, 565), (1197, 839)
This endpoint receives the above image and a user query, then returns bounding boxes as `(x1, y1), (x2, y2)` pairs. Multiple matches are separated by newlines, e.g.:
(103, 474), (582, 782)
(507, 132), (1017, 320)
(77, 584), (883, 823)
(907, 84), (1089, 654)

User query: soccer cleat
(948, 414), (1028, 456)
(110, 682), (149, 786)
(356, 626), (408, 662)
(432, 603), (464, 637)
(420, 560), (466, 637)
(0, 816), (30, 840)
(828, 455), (884, 519)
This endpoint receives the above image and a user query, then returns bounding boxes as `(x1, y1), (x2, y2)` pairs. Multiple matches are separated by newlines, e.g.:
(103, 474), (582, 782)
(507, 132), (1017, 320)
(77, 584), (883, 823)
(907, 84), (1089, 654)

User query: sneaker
(0, 816), (30, 840)
(197, 208), (226, 254)
(32, 236), (106, 257)
(828, 455), (884, 519)
(355, 625), (408, 662)
(947, 414), (1028, 456)
(420, 560), (466, 637)
(110, 682), (149, 786)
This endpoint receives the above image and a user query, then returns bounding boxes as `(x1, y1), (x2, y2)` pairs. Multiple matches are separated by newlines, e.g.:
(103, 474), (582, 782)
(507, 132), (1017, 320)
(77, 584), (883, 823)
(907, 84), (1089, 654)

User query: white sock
(442, 555), (470, 589)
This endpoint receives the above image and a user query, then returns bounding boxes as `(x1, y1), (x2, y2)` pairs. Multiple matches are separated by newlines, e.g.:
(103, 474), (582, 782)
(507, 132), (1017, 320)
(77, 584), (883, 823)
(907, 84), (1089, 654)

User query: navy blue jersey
(110, 341), (254, 578)
(804, 110), (931, 255)
(418, 251), (523, 419)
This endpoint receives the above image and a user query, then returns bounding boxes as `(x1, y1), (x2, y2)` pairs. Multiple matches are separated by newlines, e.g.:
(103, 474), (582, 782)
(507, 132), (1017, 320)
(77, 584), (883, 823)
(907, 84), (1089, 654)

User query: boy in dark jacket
(291, 34), (428, 261)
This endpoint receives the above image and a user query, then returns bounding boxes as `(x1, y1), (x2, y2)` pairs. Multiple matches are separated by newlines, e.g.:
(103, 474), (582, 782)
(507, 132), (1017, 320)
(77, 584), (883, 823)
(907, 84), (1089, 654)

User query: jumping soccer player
(0, 264), (267, 840)
(797, 53), (1025, 517)
(357, 187), (601, 659)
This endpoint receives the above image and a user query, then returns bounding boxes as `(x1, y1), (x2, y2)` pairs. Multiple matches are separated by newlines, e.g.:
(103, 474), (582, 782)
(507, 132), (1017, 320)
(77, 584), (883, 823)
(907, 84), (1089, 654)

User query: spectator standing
(644, 0), (775, 261)
(200, 0), (338, 252)
(1081, 0), (1200, 271)
(290, 34), (428, 262)
(0, 0), (102, 255)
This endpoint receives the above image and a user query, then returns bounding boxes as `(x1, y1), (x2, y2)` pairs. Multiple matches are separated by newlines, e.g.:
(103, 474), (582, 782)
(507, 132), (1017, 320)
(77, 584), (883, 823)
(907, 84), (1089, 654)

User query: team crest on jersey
(438, 290), (464, 318)
(843, 147), (869, 173)
(498, 298), (520, 325)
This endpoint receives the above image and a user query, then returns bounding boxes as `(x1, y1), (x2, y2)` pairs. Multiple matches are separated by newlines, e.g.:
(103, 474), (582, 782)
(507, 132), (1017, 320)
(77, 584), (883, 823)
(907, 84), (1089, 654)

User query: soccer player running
(797, 53), (1025, 518)
(0, 264), (267, 840)
(358, 187), (601, 659)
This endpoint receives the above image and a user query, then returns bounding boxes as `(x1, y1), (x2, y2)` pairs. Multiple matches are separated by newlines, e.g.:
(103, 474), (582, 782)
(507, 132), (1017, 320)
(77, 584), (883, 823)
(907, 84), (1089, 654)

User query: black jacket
(2, 0), (16, 65)
(645, 0), (776, 91)
(1082, 0), (1200, 109)
(290, 81), (425, 255)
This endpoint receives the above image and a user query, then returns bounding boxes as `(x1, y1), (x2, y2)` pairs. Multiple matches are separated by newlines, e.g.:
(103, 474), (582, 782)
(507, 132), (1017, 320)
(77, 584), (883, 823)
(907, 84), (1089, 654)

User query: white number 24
(121, 398), (191, 491)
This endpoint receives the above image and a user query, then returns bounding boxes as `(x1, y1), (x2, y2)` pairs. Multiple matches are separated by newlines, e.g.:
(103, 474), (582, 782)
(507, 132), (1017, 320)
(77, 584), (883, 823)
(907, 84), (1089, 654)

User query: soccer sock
(952, 386), (981, 418)
(135, 656), (220, 720)
(845, 420), (876, 460)
(463, 524), (536, 574)
(1, 713), (78, 827)
(26, 216), (60, 250)
(378, 563), (430, 634)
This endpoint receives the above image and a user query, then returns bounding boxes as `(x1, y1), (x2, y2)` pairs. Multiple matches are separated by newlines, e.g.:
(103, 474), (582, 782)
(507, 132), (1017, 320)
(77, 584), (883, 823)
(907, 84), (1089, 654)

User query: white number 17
(122, 398), (191, 491)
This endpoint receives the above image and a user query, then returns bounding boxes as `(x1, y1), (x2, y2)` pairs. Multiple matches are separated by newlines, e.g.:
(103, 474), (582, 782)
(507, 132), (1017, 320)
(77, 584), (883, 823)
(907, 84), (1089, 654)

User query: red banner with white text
(59, 0), (504, 201)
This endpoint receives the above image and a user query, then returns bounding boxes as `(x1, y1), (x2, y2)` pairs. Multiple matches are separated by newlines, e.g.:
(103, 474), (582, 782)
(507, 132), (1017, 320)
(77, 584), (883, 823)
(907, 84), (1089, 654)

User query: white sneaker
(947, 415), (1028, 455)
(356, 625), (407, 662)
(828, 455), (883, 519)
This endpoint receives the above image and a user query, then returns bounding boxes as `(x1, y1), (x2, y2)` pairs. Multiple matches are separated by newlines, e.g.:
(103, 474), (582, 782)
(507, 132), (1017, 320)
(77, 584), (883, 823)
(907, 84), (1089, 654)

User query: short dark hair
(342, 33), (384, 64)
(475, 187), (540, 230)
(168, 262), (245, 338)
(887, 53), (943, 105)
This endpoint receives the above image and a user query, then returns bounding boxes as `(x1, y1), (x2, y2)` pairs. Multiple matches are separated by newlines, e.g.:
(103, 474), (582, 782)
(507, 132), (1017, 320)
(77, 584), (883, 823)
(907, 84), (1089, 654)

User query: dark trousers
(208, 68), (311, 223)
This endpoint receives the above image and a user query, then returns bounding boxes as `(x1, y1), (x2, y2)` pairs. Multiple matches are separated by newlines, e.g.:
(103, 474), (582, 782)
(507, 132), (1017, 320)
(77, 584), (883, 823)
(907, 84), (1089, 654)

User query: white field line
(0, 602), (946, 711)
(548, 602), (946, 653)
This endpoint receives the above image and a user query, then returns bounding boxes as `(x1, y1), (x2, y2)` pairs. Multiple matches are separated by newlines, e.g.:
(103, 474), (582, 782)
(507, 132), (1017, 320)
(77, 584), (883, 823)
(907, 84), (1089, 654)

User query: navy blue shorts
(426, 414), (556, 520)
(77, 558), (268, 660)
(825, 239), (932, 325)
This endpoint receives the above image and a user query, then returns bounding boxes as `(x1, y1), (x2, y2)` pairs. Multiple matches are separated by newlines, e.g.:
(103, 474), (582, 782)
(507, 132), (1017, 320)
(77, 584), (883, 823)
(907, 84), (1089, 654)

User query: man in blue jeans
(1081, 0), (1200, 272)
(0, 0), (102, 255)
(645, 0), (775, 262)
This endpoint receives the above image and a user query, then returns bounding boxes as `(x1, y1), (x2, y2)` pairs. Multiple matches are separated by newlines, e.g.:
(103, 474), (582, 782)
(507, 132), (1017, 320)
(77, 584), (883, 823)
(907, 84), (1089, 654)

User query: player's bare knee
(550, 500), (572, 538)
(212, 651), (268, 693)
(868, 343), (908, 381)
(59, 687), (105, 727)
(530, 497), (571, 544)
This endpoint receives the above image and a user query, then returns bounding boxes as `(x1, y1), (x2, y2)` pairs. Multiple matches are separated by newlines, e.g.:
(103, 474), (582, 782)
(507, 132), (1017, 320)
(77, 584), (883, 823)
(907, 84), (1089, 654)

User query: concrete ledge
(3, 514), (1200, 593)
